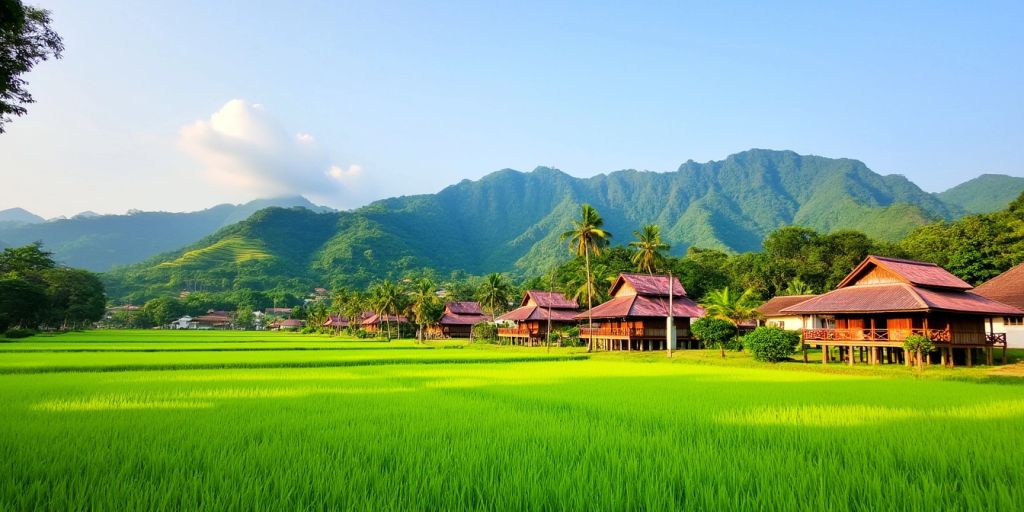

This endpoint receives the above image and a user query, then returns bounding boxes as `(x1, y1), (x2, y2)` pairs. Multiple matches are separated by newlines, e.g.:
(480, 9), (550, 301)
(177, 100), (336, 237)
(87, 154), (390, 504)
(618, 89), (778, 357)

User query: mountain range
(98, 149), (1024, 298)
(0, 197), (332, 271)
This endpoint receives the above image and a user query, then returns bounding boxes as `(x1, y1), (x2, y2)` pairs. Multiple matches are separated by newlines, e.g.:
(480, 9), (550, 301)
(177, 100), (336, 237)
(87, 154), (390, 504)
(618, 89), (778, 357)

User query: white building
(756, 295), (819, 330)
(973, 263), (1024, 348)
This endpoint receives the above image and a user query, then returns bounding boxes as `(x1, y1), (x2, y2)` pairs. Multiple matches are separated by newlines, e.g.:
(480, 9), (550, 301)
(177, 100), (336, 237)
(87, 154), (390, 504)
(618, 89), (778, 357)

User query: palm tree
(560, 204), (612, 352)
(371, 280), (401, 340)
(477, 273), (513, 323)
(700, 287), (761, 326)
(410, 278), (440, 342)
(783, 278), (814, 296)
(629, 224), (670, 274)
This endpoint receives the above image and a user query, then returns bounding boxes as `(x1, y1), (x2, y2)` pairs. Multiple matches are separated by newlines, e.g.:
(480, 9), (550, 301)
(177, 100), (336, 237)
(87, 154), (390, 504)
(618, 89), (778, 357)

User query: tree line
(0, 243), (105, 334)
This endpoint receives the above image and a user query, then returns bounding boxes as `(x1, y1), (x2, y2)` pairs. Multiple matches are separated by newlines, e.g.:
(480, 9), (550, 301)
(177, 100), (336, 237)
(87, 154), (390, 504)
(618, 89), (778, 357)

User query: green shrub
(743, 327), (801, 362)
(902, 335), (935, 368)
(3, 328), (38, 339)
(691, 317), (738, 357)
(472, 323), (497, 343)
(557, 326), (583, 347)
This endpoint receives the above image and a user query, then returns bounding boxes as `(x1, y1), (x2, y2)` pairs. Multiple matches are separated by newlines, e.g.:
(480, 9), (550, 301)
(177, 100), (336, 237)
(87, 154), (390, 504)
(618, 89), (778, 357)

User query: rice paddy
(1, 331), (1022, 510)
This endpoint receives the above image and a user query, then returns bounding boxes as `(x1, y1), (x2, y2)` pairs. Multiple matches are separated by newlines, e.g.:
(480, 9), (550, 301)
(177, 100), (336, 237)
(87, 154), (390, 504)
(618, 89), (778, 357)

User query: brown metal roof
(838, 255), (972, 290)
(439, 311), (488, 326)
(498, 304), (579, 322)
(973, 263), (1024, 311)
(323, 315), (349, 327)
(576, 294), (704, 320)
(362, 313), (407, 325)
(610, 273), (686, 297)
(523, 290), (579, 309)
(445, 301), (484, 315)
(781, 283), (1024, 316)
(757, 295), (816, 317)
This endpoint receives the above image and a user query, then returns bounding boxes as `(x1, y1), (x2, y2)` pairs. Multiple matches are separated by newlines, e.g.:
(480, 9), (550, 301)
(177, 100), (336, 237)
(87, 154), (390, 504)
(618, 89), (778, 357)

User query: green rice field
(1, 331), (1023, 510)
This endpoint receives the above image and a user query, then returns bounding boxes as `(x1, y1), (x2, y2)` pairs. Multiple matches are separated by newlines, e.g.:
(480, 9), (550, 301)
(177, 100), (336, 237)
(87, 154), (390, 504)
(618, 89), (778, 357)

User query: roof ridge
(901, 283), (931, 309)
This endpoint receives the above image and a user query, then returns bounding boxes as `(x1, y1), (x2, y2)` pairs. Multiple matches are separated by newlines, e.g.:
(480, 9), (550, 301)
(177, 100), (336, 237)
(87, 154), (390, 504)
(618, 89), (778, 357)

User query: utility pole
(667, 272), (674, 358)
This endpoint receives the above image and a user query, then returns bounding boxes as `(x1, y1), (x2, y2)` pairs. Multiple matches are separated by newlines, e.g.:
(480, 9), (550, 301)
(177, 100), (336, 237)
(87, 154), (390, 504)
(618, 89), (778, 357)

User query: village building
(497, 291), (580, 346)
(576, 273), (705, 351)
(972, 262), (1024, 349)
(362, 313), (407, 334)
(432, 301), (488, 339)
(277, 318), (304, 331)
(756, 295), (818, 330)
(193, 310), (233, 330)
(783, 255), (1022, 367)
(322, 315), (349, 331)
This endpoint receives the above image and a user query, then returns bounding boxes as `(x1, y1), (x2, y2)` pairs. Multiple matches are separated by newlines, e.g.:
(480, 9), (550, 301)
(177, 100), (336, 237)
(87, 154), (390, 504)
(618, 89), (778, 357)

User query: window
(1005, 316), (1023, 326)
(768, 321), (784, 328)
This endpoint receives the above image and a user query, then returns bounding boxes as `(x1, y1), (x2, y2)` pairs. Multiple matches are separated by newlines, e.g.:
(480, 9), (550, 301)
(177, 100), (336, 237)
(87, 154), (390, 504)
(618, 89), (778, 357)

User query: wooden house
(434, 301), (488, 338)
(783, 255), (1022, 367)
(756, 295), (817, 330)
(322, 315), (349, 331)
(362, 313), (407, 334)
(497, 291), (580, 346)
(577, 273), (705, 351)
(973, 262), (1024, 349)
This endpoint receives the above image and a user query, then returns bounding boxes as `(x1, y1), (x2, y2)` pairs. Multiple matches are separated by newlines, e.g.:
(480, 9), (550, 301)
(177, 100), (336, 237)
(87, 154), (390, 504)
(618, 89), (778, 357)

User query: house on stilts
(497, 291), (580, 346)
(782, 255), (1022, 367)
(577, 273), (704, 351)
(433, 301), (488, 339)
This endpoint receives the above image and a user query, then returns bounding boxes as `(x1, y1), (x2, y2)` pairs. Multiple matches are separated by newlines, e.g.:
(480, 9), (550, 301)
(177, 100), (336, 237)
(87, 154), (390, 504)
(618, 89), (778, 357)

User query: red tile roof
(445, 301), (484, 315)
(576, 294), (704, 320)
(611, 273), (686, 297)
(782, 283), (1023, 315)
(973, 263), (1024, 310)
(523, 290), (578, 309)
(757, 295), (816, 317)
(839, 255), (972, 290)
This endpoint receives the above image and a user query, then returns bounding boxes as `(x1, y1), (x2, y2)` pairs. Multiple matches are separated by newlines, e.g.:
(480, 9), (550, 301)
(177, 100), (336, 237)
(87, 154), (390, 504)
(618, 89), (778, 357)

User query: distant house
(577, 273), (705, 351)
(362, 313), (407, 334)
(323, 315), (349, 330)
(973, 263), (1024, 348)
(756, 295), (817, 330)
(170, 315), (194, 329)
(783, 255), (1022, 366)
(433, 301), (488, 338)
(278, 318), (304, 331)
(497, 291), (580, 346)
(193, 311), (233, 330)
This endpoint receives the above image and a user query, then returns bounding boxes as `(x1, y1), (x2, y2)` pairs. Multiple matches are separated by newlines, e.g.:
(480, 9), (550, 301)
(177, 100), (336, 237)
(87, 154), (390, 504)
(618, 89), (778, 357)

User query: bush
(471, 323), (497, 343)
(902, 335), (935, 368)
(557, 325), (583, 347)
(3, 328), (38, 339)
(691, 317), (738, 355)
(743, 327), (801, 362)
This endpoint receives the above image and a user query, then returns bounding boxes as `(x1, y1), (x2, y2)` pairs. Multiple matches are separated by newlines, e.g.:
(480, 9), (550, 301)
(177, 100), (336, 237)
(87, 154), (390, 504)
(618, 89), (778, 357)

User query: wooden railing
(579, 327), (680, 338)
(802, 328), (1004, 345)
(497, 327), (540, 337)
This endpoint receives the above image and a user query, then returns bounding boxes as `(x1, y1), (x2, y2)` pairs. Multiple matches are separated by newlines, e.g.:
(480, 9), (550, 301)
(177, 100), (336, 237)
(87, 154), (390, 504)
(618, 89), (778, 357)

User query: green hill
(0, 196), (332, 271)
(107, 149), (997, 298)
(937, 174), (1024, 214)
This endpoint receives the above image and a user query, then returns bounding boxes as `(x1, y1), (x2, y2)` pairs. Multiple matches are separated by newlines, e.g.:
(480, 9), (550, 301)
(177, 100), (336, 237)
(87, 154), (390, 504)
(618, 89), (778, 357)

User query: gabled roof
(362, 313), (407, 325)
(280, 319), (304, 327)
(973, 263), (1024, 311)
(498, 304), (580, 323)
(781, 283), (1023, 316)
(757, 295), (816, 317)
(323, 315), (349, 327)
(838, 255), (972, 290)
(609, 273), (686, 297)
(576, 294), (704, 320)
(523, 290), (578, 309)
(445, 301), (484, 315)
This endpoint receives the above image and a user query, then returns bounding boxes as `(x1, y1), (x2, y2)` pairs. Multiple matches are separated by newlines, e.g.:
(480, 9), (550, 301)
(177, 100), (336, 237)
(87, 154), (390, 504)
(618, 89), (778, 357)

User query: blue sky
(1, 0), (1021, 217)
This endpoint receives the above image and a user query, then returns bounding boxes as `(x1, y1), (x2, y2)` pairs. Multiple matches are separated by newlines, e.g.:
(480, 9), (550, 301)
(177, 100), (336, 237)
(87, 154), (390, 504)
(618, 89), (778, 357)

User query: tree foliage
(0, 0), (64, 132)
(0, 243), (104, 331)
(743, 327), (801, 362)
(691, 317), (738, 358)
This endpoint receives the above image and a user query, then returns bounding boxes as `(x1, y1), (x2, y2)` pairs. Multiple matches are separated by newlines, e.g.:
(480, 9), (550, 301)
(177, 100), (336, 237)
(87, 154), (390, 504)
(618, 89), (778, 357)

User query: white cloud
(179, 99), (363, 205)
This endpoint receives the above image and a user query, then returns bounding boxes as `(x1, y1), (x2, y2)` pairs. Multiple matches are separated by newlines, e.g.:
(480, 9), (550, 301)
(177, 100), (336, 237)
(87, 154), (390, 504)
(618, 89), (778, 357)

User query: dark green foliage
(0, 243), (105, 330)
(2, 327), (36, 339)
(0, 0), (63, 132)
(472, 323), (498, 343)
(691, 317), (737, 351)
(743, 327), (801, 362)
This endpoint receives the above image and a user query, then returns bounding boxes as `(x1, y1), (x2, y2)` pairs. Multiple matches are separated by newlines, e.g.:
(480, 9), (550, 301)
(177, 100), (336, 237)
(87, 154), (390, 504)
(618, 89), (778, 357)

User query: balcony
(802, 328), (1007, 346)
(579, 327), (673, 339)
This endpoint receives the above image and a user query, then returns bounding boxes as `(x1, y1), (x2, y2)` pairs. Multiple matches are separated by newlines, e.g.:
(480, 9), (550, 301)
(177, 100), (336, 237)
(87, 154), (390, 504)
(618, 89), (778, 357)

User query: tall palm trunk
(585, 245), (594, 353)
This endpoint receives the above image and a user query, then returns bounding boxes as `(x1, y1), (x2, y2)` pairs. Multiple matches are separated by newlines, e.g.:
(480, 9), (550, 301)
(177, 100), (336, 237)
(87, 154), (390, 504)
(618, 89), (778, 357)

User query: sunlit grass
(0, 333), (1022, 509)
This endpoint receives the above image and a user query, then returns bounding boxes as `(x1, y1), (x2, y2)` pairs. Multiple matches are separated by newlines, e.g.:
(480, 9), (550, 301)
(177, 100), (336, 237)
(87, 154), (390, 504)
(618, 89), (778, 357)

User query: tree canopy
(0, 0), (63, 132)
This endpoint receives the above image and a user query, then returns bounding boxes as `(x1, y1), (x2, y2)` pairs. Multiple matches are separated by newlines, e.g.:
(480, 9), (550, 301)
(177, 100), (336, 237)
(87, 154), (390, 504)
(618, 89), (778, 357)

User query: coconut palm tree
(629, 224), (670, 274)
(477, 273), (513, 323)
(410, 278), (441, 342)
(700, 287), (761, 326)
(560, 204), (612, 352)
(783, 278), (814, 296)
(370, 280), (402, 340)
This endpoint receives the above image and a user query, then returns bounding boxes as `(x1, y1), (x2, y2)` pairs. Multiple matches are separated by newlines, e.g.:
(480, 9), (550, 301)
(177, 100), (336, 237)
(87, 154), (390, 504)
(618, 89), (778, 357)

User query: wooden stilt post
(940, 347), (947, 367)
(803, 343), (808, 363)
(1003, 344), (1007, 365)
(822, 344), (828, 365)
(967, 347), (973, 368)
(986, 347), (993, 366)
(848, 345), (855, 366)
